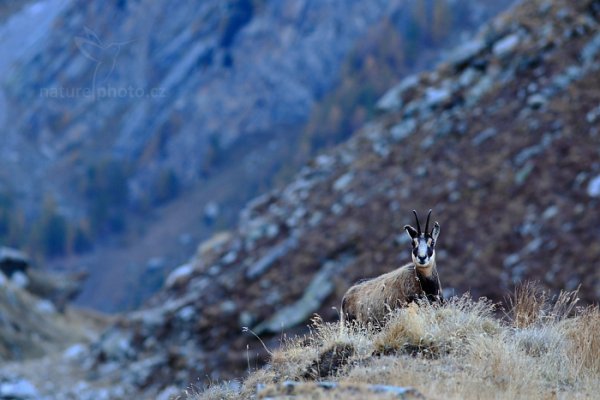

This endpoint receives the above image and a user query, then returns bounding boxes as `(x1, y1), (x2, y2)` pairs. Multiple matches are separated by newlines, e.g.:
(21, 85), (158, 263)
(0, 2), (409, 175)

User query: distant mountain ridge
(0, 0), (509, 312)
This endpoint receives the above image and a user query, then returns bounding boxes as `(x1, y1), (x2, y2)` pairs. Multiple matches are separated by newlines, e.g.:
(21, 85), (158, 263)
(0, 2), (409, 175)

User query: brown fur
(341, 260), (442, 326)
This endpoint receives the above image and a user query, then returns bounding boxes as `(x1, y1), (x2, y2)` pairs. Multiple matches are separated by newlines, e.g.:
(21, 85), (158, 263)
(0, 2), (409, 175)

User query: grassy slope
(191, 284), (600, 399)
(0, 278), (109, 361)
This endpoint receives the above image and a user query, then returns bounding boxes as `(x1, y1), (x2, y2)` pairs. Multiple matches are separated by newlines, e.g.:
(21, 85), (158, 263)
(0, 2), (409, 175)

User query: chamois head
(404, 209), (440, 268)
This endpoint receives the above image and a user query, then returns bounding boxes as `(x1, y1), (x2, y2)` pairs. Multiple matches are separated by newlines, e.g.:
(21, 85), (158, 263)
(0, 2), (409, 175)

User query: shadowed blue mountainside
(0, 0), (510, 311)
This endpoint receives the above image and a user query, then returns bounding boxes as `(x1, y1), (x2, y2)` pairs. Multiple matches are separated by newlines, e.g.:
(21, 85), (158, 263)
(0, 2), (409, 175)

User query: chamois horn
(425, 209), (432, 235)
(412, 210), (421, 234)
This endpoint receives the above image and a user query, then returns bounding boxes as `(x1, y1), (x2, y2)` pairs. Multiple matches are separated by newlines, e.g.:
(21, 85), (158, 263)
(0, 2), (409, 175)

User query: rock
(26, 269), (87, 310)
(285, 207), (307, 228)
(0, 247), (29, 278)
(239, 311), (256, 327)
(165, 264), (194, 289)
(372, 140), (390, 158)
(95, 328), (134, 362)
(471, 128), (498, 146)
(525, 238), (543, 254)
(63, 343), (88, 361)
(265, 223), (279, 239)
(581, 32), (600, 64)
(331, 203), (344, 215)
(10, 271), (29, 289)
(448, 38), (487, 69)
(333, 172), (354, 191)
(538, 1), (552, 15)
(542, 206), (559, 220)
(0, 378), (39, 399)
(315, 154), (335, 170)
(458, 68), (480, 87)
(424, 86), (452, 108)
(219, 300), (237, 315)
(493, 33), (520, 57)
(242, 216), (274, 243)
(198, 232), (232, 258)
(308, 211), (324, 227)
(587, 175), (600, 197)
(514, 145), (543, 166)
(586, 106), (600, 123)
(376, 75), (420, 111)
(527, 94), (547, 109)
(390, 118), (417, 142)
(514, 163), (534, 186)
(222, 251), (238, 264)
(253, 256), (354, 334)
(467, 74), (495, 103)
(503, 254), (520, 269)
(246, 236), (298, 279)
(176, 306), (195, 322)
(34, 299), (56, 314)
(130, 355), (168, 387)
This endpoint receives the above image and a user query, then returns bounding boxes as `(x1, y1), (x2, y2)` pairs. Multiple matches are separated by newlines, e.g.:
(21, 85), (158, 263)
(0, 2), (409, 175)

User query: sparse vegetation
(188, 284), (600, 399)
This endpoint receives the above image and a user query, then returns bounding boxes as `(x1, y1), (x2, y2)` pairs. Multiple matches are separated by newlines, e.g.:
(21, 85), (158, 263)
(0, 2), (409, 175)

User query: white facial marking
(418, 240), (428, 259)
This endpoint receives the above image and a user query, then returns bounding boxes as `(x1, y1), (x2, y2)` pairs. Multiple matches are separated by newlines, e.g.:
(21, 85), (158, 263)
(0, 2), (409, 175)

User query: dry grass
(189, 287), (600, 399)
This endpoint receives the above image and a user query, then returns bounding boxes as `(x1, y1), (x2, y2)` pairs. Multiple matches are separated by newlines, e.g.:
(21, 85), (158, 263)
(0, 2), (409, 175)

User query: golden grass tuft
(189, 288), (600, 399)
(564, 306), (600, 376)
(372, 295), (499, 358)
(508, 281), (580, 328)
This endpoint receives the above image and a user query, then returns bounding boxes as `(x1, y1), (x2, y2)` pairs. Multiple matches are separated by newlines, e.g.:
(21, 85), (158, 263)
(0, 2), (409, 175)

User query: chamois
(341, 210), (443, 326)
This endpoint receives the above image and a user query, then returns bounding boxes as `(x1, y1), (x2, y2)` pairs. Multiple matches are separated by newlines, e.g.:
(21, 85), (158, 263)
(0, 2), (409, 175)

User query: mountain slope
(103, 0), (600, 390)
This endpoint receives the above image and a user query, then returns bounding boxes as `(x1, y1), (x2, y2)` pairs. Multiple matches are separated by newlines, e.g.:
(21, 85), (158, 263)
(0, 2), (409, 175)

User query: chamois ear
(431, 222), (440, 241)
(404, 225), (418, 240)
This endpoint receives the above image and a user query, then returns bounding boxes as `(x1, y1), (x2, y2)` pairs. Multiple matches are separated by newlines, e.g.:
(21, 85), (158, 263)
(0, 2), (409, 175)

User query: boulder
(253, 256), (354, 334)
(587, 175), (600, 197)
(376, 75), (420, 111)
(0, 247), (29, 278)
(493, 33), (520, 58)
(0, 378), (39, 400)
(26, 269), (87, 311)
(448, 38), (487, 69)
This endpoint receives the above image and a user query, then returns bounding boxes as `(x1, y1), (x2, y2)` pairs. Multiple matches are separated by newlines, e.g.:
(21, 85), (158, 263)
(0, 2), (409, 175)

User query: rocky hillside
(0, 248), (103, 362)
(0, 248), (109, 400)
(109, 0), (598, 390)
(3, 0), (600, 398)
